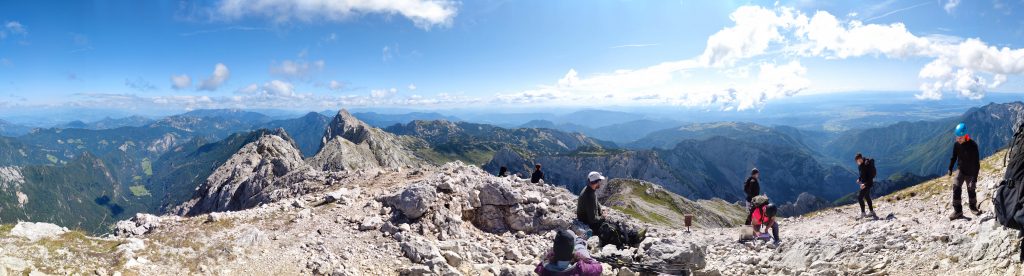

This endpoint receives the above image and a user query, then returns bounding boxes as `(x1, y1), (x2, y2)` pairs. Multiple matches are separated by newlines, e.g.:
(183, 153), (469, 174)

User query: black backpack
(866, 159), (877, 182)
(993, 122), (1024, 261)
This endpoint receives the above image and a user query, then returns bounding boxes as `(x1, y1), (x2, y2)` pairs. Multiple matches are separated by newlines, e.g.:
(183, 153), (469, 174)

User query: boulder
(637, 237), (707, 270)
(10, 222), (68, 242)
(387, 184), (437, 219)
(113, 213), (162, 237)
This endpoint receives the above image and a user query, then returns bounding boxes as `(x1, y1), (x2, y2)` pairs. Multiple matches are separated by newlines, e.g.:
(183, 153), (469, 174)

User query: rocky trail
(695, 149), (1023, 276)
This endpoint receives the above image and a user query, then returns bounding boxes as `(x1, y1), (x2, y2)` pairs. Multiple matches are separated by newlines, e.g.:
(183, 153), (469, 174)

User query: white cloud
(198, 63), (230, 91)
(503, 4), (1024, 109)
(215, 0), (458, 30)
(1, 21), (26, 39)
(408, 84), (417, 91)
(236, 83), (259, 94)
(270, 59), (324, 79)
(944, 0), (961, 14)
(371, 88), (398, 98)
(262, 80), (295, 97)
(329, 80), (345, 91)
(170, 74), (192, 90)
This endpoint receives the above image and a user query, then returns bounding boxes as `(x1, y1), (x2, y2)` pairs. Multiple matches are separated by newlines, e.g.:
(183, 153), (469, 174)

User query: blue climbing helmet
(955, 122), (967, 137)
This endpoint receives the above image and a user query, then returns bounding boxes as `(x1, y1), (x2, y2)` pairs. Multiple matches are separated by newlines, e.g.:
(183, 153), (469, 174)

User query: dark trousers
(858, 185), (874, 213)
(744, 201), (755, 225)
(952, 172), (978, 213)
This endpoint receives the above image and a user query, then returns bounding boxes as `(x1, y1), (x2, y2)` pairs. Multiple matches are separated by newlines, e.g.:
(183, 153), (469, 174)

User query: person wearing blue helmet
(949, 122), (981, 220)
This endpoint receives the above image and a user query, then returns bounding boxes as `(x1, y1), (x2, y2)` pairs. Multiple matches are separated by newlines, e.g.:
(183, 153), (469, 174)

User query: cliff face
(309, 109), (425, 172)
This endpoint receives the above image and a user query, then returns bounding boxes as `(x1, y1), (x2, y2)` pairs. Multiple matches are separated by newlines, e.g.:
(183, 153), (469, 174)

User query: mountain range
(0, 101), (1022, 233)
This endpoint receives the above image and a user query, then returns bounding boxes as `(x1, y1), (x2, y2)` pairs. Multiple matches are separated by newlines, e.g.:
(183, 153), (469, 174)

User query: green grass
(0, 224), (12, 235)
(129, 185), (152, 197)
(141, 158), (153, 176)
(613, 205), (671, 224)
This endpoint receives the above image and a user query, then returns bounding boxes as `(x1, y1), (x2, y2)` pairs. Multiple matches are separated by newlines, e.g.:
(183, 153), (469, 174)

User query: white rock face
(174, 130), (321, 216)
(0, 166), (24, 190)
(10, 222), (68, 242)
(309, 109), (424, 172)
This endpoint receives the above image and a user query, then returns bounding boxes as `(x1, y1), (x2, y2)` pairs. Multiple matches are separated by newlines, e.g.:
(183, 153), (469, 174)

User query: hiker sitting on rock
(576, 171), (646, 248)
(750, 196), (781, 246)
(535, 229), (603, 275)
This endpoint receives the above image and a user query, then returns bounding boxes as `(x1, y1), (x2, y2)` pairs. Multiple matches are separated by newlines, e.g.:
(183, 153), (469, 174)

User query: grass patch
(141, 158), (153, 176)
(129, 185), (152, 197)
(0, 224), (12, 235)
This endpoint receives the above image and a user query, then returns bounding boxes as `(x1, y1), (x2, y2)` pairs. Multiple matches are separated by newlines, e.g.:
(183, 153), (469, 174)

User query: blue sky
(0, 0), (1023, 112)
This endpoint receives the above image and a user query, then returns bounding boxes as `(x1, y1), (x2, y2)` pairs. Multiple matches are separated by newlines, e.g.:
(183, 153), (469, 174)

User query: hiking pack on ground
(993, 121), (1024, 261)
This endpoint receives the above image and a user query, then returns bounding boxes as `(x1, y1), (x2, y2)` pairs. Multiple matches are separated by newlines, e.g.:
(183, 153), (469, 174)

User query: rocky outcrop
(174, 129), (323, 216)
(10, 222), (68, 242)
(309, 109), (424, 172)
(113, 213), (163, 237)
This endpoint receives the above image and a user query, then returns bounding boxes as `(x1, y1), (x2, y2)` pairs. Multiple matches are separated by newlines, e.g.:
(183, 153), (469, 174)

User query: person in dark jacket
(743, 168), (761, 225)
(531, 164), (545, 184)
(534, 229), (603, 276)
(949, 122), (982, 220)
(499, 166), (509, 177)
(577, 172), (605, 230)
(855, 153), (877, 219)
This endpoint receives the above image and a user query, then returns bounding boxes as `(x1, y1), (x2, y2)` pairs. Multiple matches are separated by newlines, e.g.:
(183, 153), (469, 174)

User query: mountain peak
(310, 109), (425, 172)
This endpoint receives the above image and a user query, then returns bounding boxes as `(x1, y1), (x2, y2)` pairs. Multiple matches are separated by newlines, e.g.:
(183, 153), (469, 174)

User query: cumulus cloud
(270, 59), (324, 79)
(214, 0), (458, 29)
(503, 5), (1024, 110)
(198, 63), (230, 91)
(170, 74), (192, 90)
(408, 84), (417, 91)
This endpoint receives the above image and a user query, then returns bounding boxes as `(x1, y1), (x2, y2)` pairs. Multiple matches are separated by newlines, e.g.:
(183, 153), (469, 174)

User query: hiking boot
(969, 207), (983, 216)
(857, 212), (866, 220)
(869, 211), (878, 220)
(949, 211), (965, 221)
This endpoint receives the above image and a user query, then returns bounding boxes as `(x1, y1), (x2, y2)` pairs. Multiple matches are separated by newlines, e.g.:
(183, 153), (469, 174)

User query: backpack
(866, 159), (877, 182)
(993, 122), (1024, 261)
(994, 122), (1024, 230)
(751, 195), (770, 208)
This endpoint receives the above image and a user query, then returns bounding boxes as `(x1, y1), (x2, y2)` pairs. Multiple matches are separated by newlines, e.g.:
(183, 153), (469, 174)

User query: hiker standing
(751, 202), (781, 246)
(534, 229), (602, 275)
(531, 164), (545, 184)
(949, 122), (982, 219)
(855, 153), (877, 219)
(743, 168), (761, 225)
(498, 166), (509, 177)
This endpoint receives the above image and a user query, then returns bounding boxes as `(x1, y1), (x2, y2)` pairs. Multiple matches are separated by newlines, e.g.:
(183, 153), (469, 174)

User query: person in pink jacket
(535, 229), (603, 276)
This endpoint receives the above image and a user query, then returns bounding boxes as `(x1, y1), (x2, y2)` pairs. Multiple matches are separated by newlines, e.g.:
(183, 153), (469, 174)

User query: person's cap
(751, 168), (759, 175)
(553, 229), (575, 261)
(955, 122), (967, 137)
(587, 171), (606, 183)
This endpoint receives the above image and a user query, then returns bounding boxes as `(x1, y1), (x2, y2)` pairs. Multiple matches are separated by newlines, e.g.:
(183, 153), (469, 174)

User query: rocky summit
(309, 109), (425, 172)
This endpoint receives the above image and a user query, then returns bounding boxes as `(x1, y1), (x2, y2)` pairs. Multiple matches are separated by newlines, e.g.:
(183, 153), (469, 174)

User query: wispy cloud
(178, 26), (270, 37)
(943, 0), (961, 14)
(170, 74), (192, 90)
(214, 0), (459, 30)
(864, 1), (932, 22)
(125, 77), (157, 92)
(610, 43), (660, 49)
(269, 59), (325, 80)
(0, 21), (26, 39)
